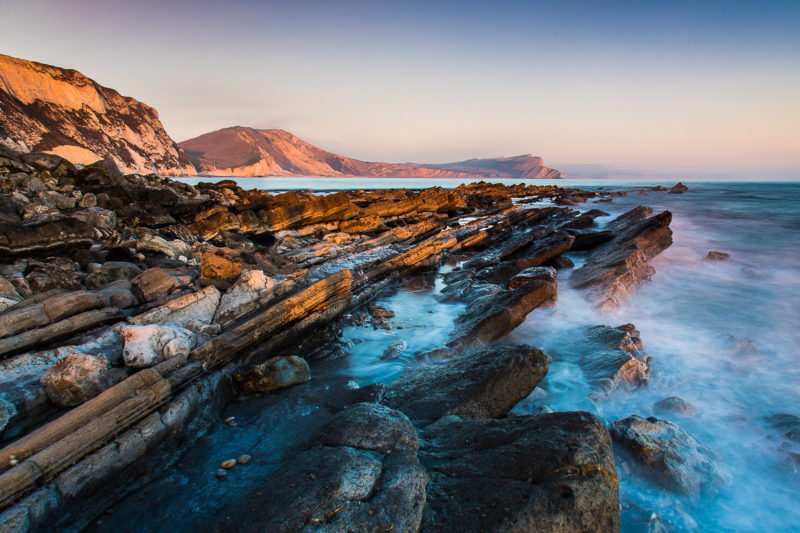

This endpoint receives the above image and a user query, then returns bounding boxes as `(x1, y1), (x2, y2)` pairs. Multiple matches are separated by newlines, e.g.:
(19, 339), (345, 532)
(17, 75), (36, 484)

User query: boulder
(69, 207), (117, 232)
(120, 324), (197, 368)
(571, 207), (673, 308)
(316, 402), (419, 453)
(447, 272), (557, 350)
(39, 353), (111, 407)
(130, 268), (185, 302)
(668, 182), (689, 194)
(508, 266), (557, 289)
(654, 397), (699, 417)
(84, 261), (143, 289)
(383, 345), (549, 420)
(136, 234), (182, 259)
(568, 229), (615, 251)
(610, 415), (730, 496)
(131, 285), (221, 327)
(0, 275), (22, 312)
(219, 444), (427, 533)
(381, 339), (408, 360)
(214, 269), (275, 324)
(199, 249), (242, 289)
(419, 412), (619, 532)
(235, 355), (311, 393)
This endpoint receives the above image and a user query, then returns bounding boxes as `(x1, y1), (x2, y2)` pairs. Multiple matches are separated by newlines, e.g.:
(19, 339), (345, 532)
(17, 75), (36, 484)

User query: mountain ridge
(180, 126), (561, 179)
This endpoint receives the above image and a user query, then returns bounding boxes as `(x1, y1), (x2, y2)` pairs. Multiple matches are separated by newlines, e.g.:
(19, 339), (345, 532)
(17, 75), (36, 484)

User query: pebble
(237, 454), (251, 465)
(224, 416), (236, 426)
(221, 459), (236, 469)
(215, 470), (227, 479)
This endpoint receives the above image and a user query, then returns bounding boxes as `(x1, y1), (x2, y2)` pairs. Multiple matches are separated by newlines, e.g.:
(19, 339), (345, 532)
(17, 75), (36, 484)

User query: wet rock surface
(610, 415), (730, 497)
(383, 345), (549, 421)
(419, 412), (620, 533)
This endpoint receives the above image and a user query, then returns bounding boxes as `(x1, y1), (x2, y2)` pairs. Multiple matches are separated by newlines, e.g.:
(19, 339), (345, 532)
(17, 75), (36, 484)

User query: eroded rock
(120, 324), (197, 368)
(235, 355), (311, 393)
(40, 353), (111, 407)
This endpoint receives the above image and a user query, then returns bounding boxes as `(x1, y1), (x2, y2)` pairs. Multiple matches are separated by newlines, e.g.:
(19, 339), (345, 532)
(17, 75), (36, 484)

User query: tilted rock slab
(571, 206), (672, 309)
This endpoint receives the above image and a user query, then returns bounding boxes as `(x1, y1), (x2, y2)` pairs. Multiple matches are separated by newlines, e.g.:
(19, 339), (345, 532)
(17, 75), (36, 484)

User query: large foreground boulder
(383, 345), (549, 421)
(419, 412), (620, 532)
(610, 415), (730, 496)
(213, 404), (428, 533)
(571, 206), (672, 308)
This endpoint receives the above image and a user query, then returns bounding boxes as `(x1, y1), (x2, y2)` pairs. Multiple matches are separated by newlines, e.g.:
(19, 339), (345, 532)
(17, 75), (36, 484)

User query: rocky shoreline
(0, 144), (716, 532)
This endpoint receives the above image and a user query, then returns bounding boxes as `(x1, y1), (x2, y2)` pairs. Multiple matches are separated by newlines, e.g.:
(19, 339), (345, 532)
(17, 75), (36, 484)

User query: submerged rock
(654, 397), (699, 417)
(39, 353), (111, 407)
(706, 251), (730, 261)
(380, 339), (408, 360)
(235, 355), (311, 393)
(383, 345), (549, 420)
(419, 412), (619, 532)
(610, 415), (730, 496)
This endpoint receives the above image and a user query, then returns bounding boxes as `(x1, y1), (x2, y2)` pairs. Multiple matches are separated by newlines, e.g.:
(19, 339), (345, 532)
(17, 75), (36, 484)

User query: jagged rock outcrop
(179, 126), (561, 178)
(0, 54), (195, 176)
(571, 206), (673, 308)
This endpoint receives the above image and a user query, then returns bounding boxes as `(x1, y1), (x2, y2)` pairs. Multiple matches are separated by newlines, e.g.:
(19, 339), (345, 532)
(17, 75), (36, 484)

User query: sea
(162, 177), (800, 531)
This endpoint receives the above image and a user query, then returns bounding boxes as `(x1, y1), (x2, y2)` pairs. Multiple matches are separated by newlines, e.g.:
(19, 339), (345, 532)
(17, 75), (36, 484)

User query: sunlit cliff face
(0, 54), (196, 176)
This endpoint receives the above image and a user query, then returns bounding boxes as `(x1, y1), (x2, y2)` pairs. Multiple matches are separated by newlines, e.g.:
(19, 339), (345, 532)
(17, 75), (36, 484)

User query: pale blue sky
(1, 0), (798, 177)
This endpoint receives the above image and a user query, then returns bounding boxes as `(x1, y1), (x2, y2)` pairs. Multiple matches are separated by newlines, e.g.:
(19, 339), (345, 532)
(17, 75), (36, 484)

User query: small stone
(221, 459), (236, 469)
(237, 454), (251, 465)
(368, 305), (395, 318)
(215, 470), (228, 479)
(224, 416), (236, 425)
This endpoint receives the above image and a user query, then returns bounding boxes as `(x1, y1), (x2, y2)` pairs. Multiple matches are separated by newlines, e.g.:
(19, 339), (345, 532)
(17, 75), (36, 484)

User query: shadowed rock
(383, 345), (549, 421)
(419, 412), (620, 533)
(213, 402), (428, 533)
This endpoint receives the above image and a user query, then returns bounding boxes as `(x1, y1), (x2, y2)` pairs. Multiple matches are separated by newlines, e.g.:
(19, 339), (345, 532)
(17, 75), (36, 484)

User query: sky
(1, 0), (799, 178)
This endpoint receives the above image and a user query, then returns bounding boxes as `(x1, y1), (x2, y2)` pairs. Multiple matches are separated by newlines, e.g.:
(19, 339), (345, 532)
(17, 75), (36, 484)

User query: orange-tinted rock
(200, 250), (243, 289)
(339, 216), (382, 234)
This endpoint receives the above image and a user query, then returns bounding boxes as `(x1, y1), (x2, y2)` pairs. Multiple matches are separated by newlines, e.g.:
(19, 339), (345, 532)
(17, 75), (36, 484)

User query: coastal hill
(180, 126), (562, 179)
(0, 53), (195, 176)
(410, 154), (562, 179)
